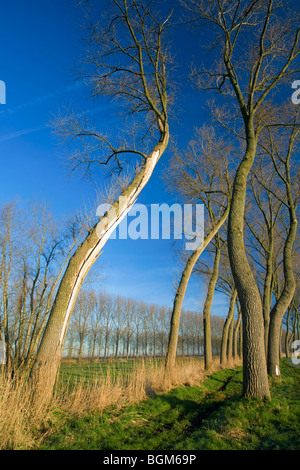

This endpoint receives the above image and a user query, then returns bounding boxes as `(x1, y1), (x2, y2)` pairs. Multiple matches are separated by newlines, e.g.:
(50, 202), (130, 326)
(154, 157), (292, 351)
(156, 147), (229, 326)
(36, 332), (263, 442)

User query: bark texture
(267, 210), (297, 376)
(227, 127), (270, 398)
(203, 236), (221, 370)
(262, 234), (273, 356)
(267, 121), (298, 377)
(31, 132), (169, 402)
(220, 289), (237, 366)
(165, 206), (229, 373)
(233, 302), (242, 359)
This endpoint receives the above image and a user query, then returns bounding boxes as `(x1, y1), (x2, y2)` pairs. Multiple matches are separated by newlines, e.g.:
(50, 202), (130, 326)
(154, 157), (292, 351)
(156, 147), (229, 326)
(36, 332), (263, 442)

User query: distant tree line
(0, 200), (225, 366)
(0, 198), (297, 372)
(64, 289), (225, 361)
(1, 1), (299, 405)
(0, 201), (80, 368)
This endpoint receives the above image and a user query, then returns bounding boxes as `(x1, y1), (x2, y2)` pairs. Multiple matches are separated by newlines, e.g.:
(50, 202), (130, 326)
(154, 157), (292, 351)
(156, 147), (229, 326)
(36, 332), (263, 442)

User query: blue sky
(0, 0), (231, 316)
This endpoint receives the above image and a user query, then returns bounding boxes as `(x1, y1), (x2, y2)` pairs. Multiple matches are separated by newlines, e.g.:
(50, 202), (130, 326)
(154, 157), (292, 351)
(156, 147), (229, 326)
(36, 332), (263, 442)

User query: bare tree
(112, 296), (127, 358)
(0, 201), (78, 369)
(220, 288), (237, 366)
(73, 290), (96, 361)
(30, 0), (172, 401)
(123, 298), (135, 359)
(182, 0), (300, 398)
(262, 107), (300, 377)
(211, 242), (238, 366)
(133, 300), (143, 357)
(88, 291), (106, 361)
(201, 235), (222, 369)
(284, 287), (299, 356)
(164, 126), (233, 372)
(0, 203), (16, 367)
(102, 293), (113, 360)
(246, 156), (285, 355)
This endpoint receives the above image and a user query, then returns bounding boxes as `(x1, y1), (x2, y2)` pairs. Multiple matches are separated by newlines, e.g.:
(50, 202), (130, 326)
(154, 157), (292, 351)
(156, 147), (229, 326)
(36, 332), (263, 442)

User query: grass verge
(39, 359), (299, 450)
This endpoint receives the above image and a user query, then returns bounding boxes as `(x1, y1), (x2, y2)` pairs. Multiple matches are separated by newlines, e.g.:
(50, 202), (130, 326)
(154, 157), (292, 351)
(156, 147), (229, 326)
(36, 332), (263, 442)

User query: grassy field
(58, 357), (165, 385)
(39, 359), (300, 450)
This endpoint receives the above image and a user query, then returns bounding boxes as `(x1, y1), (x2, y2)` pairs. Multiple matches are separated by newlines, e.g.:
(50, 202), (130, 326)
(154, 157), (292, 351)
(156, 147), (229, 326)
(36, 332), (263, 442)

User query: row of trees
(1, 1), (299, 404)
(164, 113), (300, 378)
(0, 188), (297, 366)
(0, 200), (231, 366)
(1, 193), (295, 367)
(65, 289), (226, 360)
(160, 0), (300, 400)
(0, 202), (80, 368)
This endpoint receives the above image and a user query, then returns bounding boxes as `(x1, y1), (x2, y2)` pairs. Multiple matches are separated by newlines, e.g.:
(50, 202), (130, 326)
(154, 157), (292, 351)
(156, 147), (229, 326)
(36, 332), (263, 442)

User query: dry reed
(0, 368), (52, 449)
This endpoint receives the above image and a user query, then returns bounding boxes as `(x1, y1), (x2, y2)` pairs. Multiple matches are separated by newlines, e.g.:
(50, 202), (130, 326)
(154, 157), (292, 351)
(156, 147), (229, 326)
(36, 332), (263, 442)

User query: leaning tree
(261, 105), (300, 377)
(31, 0), (172, 403)
(164, 125), (233, 373)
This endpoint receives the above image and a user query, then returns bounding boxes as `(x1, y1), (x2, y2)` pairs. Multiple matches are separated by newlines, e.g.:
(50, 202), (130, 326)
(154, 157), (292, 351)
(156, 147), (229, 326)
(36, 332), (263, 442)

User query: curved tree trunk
(285, 306), (292, 358)
(267, 220), (297, 376)
(30, 131), (169, 403)
(165, 205), (230, 373)
(279, 326), (283, 359)
(203, 235), (221, 370)
(220, 289), (237, 366)
(78, 334), (84, 363)
(227, 126), (270, 399)
(267, 142), (297, 377)
(239, 316), (243, 358)
(227, 308), (235, 362)
(233, 301), (242, 359)
(263, 233), (273, 357)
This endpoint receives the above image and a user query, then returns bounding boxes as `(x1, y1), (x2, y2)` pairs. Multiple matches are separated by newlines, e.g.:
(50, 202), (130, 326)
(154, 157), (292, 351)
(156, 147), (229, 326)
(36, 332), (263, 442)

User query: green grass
(58, 358), (163, 385)
(40, 359), (300, 450)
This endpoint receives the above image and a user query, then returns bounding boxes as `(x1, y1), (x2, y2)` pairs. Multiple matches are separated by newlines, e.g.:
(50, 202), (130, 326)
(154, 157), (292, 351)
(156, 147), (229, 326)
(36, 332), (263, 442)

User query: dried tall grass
(0, 356), (242, 449)
(0, 368), (52, 449)
(53, 356), (242, 415)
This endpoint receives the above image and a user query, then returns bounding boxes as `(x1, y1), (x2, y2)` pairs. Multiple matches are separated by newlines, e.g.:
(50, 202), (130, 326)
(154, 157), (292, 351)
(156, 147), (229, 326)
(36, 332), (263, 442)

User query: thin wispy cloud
(0, 80), (84, 117)
(0, 102), (113, 143)
(0, 125), (46, 143)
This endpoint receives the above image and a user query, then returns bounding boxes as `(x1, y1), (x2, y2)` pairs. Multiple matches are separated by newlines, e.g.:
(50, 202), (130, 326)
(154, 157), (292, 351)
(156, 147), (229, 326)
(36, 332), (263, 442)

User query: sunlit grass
(40, 359), (299, 450)
(1, 357), (298, 450)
